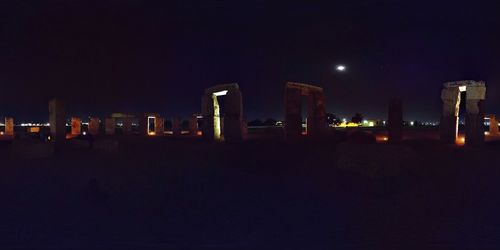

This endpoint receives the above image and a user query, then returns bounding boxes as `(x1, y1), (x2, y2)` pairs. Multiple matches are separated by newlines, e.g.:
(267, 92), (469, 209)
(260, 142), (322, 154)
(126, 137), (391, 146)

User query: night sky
(1, 1), (500, 122)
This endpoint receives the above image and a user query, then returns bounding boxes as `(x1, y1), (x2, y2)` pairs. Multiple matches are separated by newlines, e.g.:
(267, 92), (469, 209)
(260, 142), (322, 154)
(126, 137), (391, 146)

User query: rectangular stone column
(307, 91), (326, 137)
(440, 87), (460, 144)
(5, 117), (14, 136)
(88, 117), (100, 136)
(201, 94), (214, 140)
(224, 90), (244, 142)
(155, 117), (164, 135)
(172, 117), (181, 136)
(189, 115), (198, 135)
(388, 99), (403, 143)
(285, 88), (302, 140)
(465, 86), (486, 147)
(105, 118), (115, 135)
(48, 99), (66, 147)
(489, 115), (499, 135)
(71, 117), (81, 135)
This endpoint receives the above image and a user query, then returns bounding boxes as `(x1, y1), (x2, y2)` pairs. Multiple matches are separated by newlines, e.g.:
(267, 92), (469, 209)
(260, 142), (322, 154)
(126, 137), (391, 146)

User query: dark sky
(1, 0), (500, 122)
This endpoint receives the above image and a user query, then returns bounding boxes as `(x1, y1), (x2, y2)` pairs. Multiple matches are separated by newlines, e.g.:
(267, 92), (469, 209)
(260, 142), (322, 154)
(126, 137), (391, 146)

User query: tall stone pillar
(489, 115), (499, 135)
(155, 117), (164, 136)
(201, 94), (214, 140)
(307, 91), (326, 137)
(224, 90), (244, 142)
(388, 99), (403, 143)
(5, 117), (14, 136)
(465, 85), (486, 147)
(105, 118), (115, 135)
(49, 99), (66, 147)
(440, 87), (460, 144)
(189, 115), (199, 135)
(284, 87), (302, 140)
(172, 117), (181, 136)
(88, 117), (100, 136)
(71, 117), (81, 135)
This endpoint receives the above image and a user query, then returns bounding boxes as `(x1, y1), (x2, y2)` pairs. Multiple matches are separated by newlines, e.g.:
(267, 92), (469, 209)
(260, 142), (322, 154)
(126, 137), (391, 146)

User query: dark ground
(1, 131), (500, 249)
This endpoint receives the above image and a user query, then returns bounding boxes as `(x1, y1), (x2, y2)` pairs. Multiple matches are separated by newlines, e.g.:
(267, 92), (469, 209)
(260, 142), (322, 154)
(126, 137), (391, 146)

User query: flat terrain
(1, 131), (500, 249)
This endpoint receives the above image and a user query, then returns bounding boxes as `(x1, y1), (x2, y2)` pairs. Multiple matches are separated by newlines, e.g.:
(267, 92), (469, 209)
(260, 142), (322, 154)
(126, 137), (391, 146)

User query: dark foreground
(1, 135), (500, 249)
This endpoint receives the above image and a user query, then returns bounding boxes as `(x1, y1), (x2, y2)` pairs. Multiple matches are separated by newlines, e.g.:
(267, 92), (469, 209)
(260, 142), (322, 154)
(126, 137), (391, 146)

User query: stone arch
(284, 82), (326, 139)
(440, 80), (486, 146)
(201, 83), (244, 142)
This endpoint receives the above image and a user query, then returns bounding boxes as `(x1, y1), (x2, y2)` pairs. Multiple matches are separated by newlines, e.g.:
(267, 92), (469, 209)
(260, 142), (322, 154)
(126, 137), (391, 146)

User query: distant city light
(336, 65), (346, 72)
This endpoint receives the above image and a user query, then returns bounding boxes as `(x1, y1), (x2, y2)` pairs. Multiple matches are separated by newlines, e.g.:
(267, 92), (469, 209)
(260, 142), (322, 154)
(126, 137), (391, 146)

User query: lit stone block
(5, 117), (14, 136)
(71, 117), (81, 135)
(202, 83), (245, 142)
(88, 117), (100, 135)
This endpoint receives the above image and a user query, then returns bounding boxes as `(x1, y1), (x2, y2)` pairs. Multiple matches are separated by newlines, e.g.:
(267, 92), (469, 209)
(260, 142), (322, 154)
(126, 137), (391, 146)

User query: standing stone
(172, 117), (181, 136)
(489, 115), (499, 135)
(88, 117), (100, 136)
(440, 87), (461, 144)
(105, 118), (115, 135)
(440, 80), (486, 146)
(71, 117), (81, 135)
(284, 82), (326, 140)
(387, 99), (403, 143)
(5, 117), (14, 136)
(154, 117), (165, 135)
(189, 115), (199, 135)
(201, 83), (244, 142)
(122, 118), (133, 135)
(49, 99), (66, 147)
(465, 85), (486, 147)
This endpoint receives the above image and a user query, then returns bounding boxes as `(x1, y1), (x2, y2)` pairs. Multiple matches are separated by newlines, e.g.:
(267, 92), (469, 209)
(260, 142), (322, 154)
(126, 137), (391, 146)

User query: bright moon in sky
(336, 65), (346, 71)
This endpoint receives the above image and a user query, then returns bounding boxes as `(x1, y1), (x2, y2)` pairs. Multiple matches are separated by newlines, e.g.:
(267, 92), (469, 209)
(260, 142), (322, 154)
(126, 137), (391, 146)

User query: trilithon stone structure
(489, 114), (499, 135)
(105, 118), (115, 135)
(284, 82), (326, 140)
(88, 117), (100, 136)
(48, 99), (66, 146)
(440, 80), (486, 146)
(5, 117), (14, 136)
(387, 99), (403, 143)
(71, 117), (81, 135)
(201, 83), (244, 142)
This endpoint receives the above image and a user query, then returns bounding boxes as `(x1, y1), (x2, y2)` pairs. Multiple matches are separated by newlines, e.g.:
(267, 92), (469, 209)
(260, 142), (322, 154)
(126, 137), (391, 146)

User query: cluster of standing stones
(2, 80), (500, 148)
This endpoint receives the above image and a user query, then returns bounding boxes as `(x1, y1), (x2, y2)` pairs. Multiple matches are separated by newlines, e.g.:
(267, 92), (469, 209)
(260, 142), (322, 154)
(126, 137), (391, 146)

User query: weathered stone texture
(71, 117), (81, 135)
(88, 117), (100, 135)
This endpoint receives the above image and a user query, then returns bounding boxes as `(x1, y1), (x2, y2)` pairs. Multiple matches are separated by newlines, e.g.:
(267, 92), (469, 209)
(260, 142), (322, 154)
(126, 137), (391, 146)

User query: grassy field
(1, 129), (500, 249)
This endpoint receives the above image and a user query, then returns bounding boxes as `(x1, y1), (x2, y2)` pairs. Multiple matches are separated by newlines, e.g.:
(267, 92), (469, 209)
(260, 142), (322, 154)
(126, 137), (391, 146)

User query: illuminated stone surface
(5, 117), (14, 136)
(48, 99), (66, 147)
(105, 118), (115, 135)
(172, 117), (181, 136)
(71, 117), (81, 135)
(155, 117), (164, 135)
(490, 115), (499, 135)
(284, 82), (326, 140)
(387, 99), (402, 143)
(202, 83), (244, 142)
(88, 117), (100, 135)
(440, 80), (486, 146)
